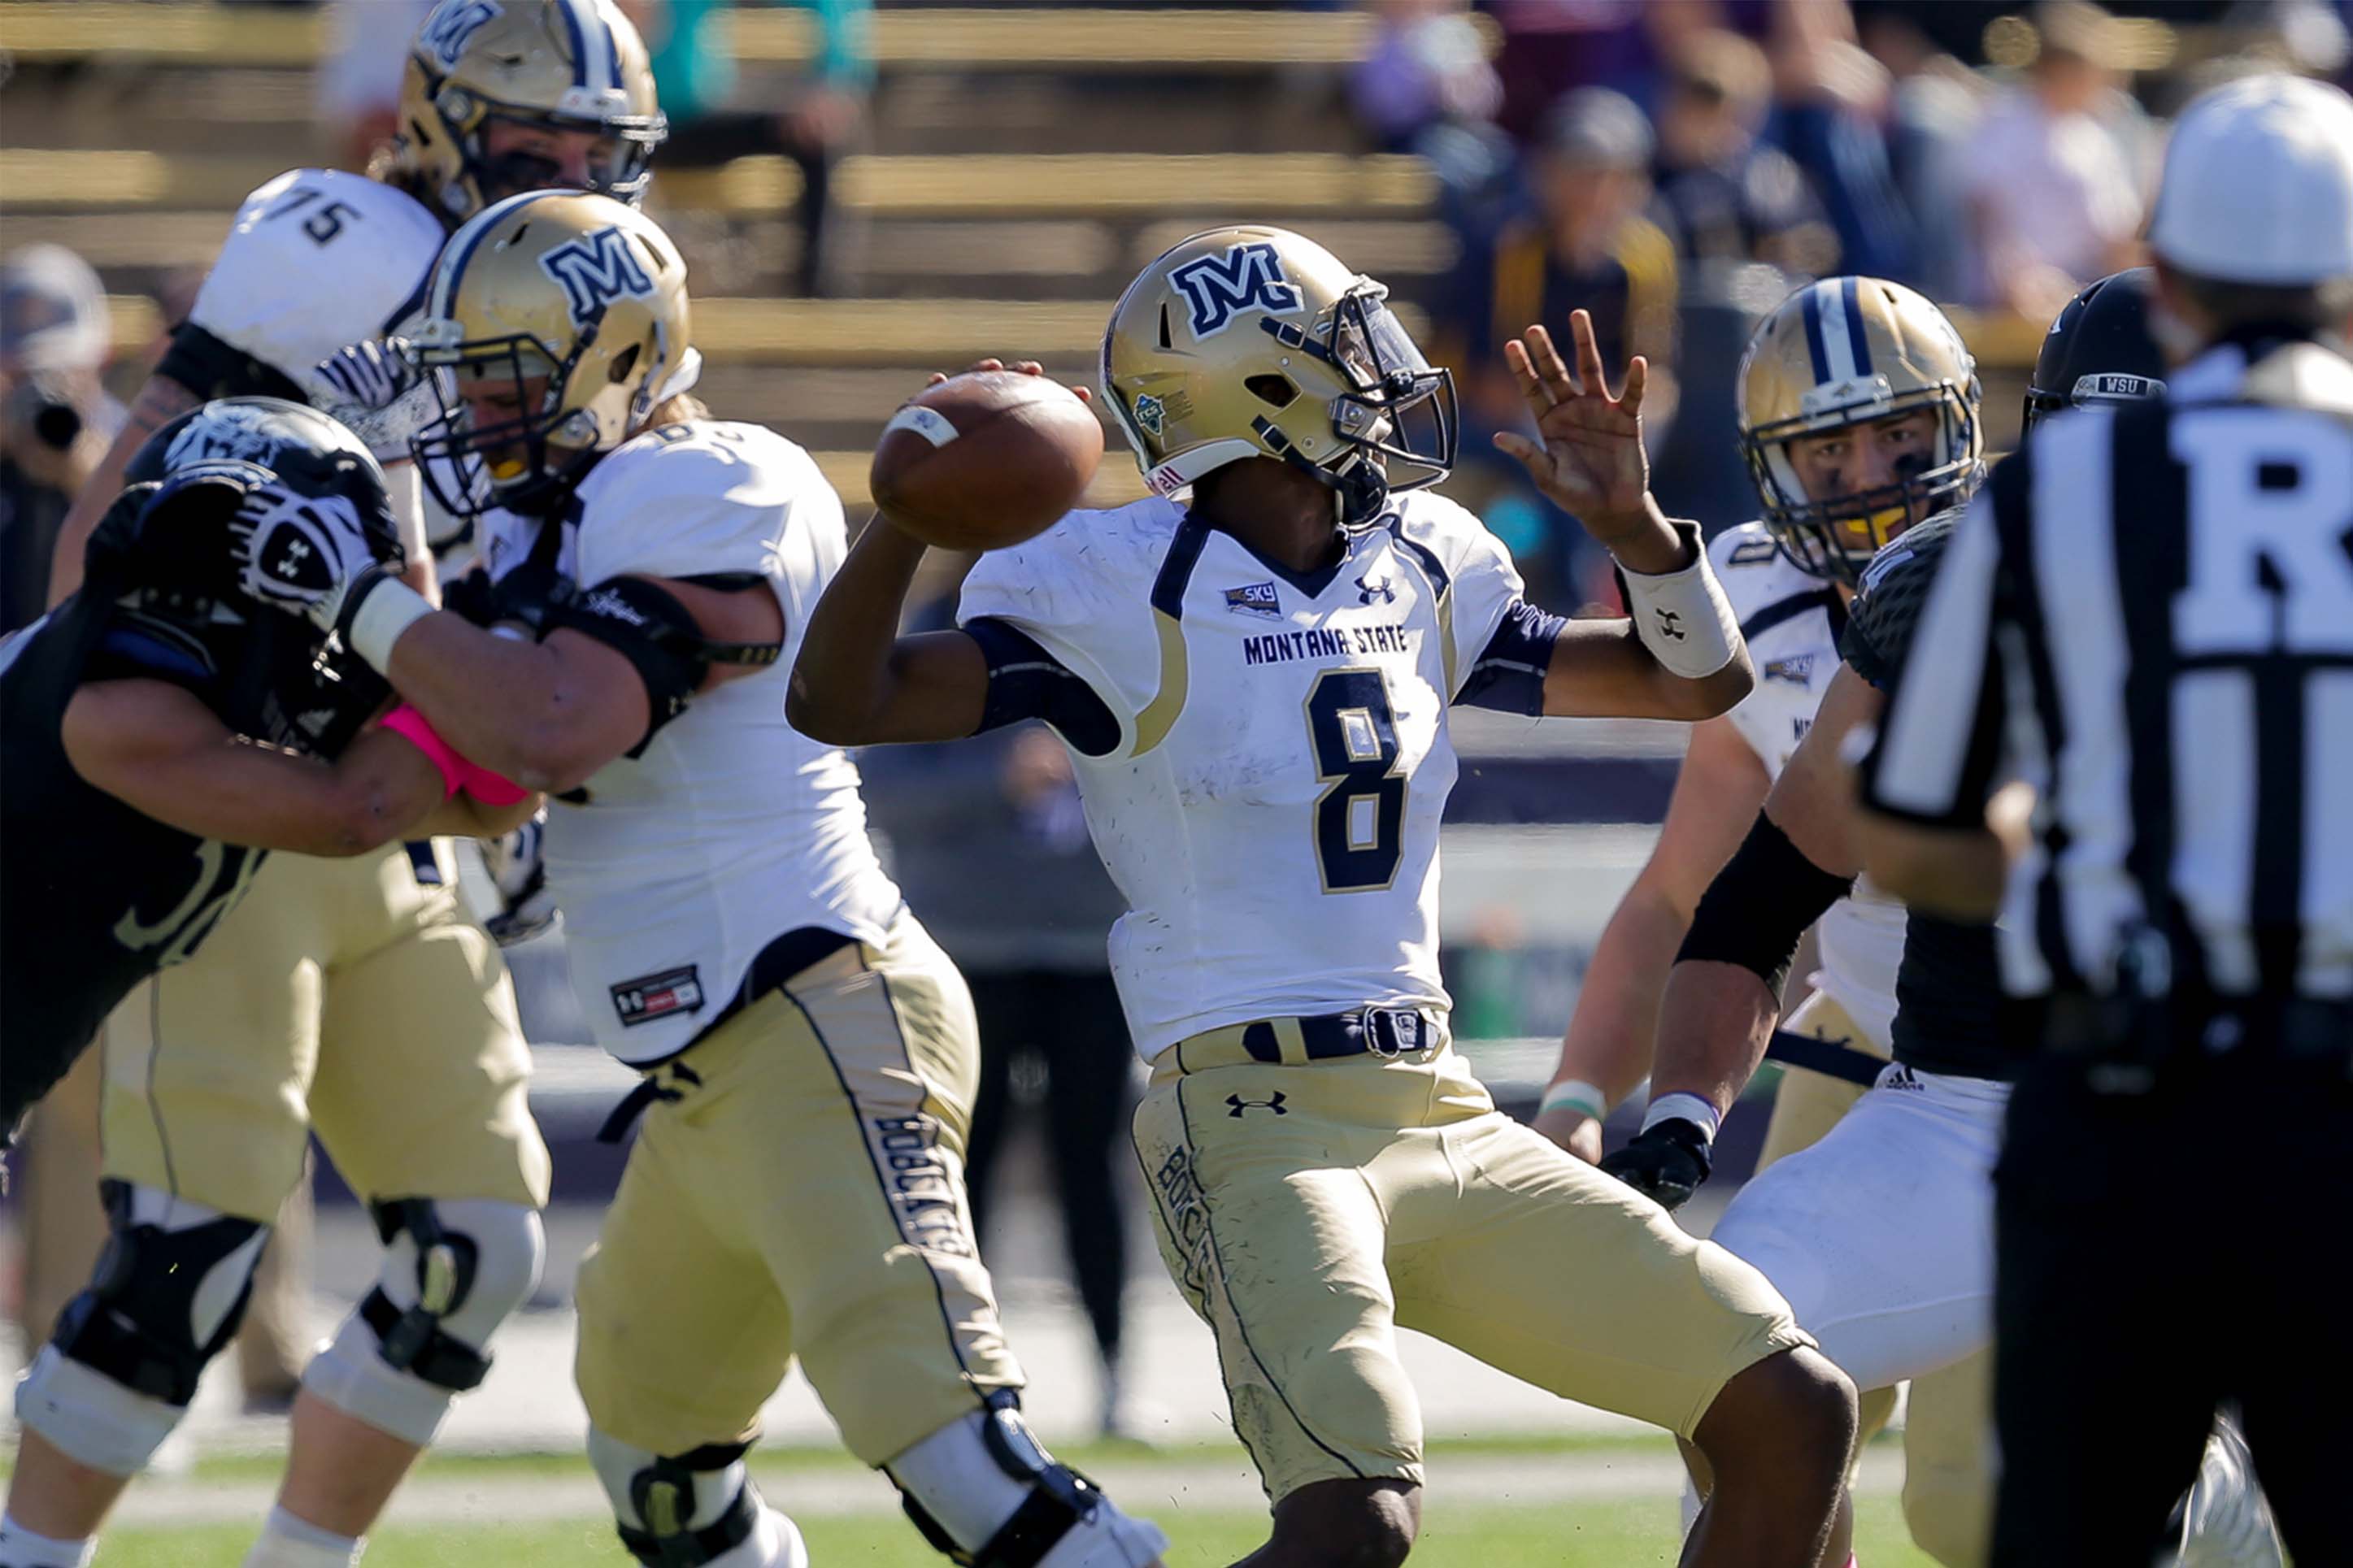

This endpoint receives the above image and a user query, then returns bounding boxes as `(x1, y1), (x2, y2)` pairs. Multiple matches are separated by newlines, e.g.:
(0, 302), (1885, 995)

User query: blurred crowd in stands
(1355, 0), (2353, 601)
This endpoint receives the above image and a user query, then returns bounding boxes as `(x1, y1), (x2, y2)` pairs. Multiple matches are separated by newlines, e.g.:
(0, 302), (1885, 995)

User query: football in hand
(869, 371), (1103, 551)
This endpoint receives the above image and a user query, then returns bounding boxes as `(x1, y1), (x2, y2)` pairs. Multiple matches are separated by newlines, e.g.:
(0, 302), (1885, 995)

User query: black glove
(1598, 1118), (1713, 1212)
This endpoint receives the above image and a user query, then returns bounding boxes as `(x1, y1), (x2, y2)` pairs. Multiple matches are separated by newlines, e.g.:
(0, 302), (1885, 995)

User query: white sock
(706, 1505), (808, 1568)
(0, 1514), (94, 1568)
(241, 1505), (364, 1568)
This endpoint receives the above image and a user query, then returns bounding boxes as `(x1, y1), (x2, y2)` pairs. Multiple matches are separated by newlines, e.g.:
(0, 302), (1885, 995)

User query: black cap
(2025, 267), (2166, 432)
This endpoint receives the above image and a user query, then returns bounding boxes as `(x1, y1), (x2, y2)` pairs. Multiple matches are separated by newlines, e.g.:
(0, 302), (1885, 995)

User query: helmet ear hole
(1246, 374), (1298, 409)
(608, 344), (642, 384)
(1157, 304), (1173, 351)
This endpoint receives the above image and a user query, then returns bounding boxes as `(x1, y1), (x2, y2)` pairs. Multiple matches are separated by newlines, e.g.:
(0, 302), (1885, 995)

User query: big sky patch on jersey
(541, 225), (655, 325)
(1169, 242), (1302, 338)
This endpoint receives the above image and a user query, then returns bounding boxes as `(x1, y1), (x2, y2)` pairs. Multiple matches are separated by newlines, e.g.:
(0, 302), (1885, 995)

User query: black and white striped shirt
(1860, 340), (2353, 1002)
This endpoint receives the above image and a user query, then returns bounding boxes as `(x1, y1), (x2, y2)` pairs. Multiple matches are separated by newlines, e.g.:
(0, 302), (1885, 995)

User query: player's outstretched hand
(923, 356), (1094, 402)
(228, 482), (385, 630)
(1597, 1119), (1711, 1212)
(1491, 311), (1652, 545)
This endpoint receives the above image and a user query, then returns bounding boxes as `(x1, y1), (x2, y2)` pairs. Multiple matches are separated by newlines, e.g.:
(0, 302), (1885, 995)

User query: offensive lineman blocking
(791, 227), (1859, 1567)
(227, 190), (1167, 1568)
(8, 7), (662, 1566)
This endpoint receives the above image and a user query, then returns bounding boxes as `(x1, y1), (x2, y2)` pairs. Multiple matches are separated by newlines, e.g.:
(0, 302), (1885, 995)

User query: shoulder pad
(186, 170), (446, 381)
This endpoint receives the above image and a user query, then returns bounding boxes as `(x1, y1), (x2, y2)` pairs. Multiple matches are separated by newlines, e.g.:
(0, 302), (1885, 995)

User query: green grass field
(69, 1438), (1944, 1566)
(91, 1499), (1938, 1566)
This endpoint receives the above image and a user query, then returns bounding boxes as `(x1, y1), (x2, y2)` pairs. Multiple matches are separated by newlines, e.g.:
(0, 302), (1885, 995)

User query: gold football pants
(573, 914), (1022, 1466)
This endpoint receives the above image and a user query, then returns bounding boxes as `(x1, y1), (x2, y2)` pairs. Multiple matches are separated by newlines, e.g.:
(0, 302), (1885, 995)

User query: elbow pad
(1677, 812), (1856, 994)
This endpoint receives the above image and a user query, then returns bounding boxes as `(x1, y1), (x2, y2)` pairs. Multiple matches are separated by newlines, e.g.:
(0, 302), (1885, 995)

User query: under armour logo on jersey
(1169, 243), (1303, 339)
(1355, 574), (1395, 606)
(1226, 1092), (1289, 1118)
(422, 1), (500, 67)
(541, 226), (655, 325)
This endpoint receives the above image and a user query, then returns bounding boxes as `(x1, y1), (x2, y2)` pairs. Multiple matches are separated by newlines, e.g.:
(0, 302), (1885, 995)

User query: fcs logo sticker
(1132, 393), (1167, 437)
(1169, 243), (1302, 339)
(423, 1), (500, 68)
(541, 226), (655, 325)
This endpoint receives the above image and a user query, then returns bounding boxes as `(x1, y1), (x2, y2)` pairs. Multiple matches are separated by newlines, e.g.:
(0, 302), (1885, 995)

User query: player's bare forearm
(1855, 814), (2006, 921)
(61, 680), (451, 856)
(1537, 620), (1750, 719)
(382, 614), (646, 794)
(412, 788), (542, 840)
(788, 511), (990, 745)
(1553, 886), (1690, 1105)
(1649, 959), (1784, 1117)
(46, 375), (202, 607)
(1760, 667), (1883, 880)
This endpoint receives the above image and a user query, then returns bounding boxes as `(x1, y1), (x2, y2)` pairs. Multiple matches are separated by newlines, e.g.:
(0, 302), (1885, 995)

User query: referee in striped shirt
(1855, 74), (2353, 1565)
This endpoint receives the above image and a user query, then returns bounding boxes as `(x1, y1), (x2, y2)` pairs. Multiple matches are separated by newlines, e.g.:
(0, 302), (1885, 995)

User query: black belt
(1766, 1029), (1889, 1088)
(2038, 992), (2353, 1063)
(1240, 1006), (1435, 1063)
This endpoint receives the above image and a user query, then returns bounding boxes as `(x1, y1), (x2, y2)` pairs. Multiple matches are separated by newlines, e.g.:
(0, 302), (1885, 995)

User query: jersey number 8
(1306, 667), (1407, 893)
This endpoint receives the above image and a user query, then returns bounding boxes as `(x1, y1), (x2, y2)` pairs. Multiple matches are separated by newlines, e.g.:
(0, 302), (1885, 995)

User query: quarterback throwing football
(792, 227), (1860, 1568)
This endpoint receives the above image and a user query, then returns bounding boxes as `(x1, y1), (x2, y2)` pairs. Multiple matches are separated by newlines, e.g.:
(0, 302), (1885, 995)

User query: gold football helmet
(391, 0), (665, 227)
(1102, 226), (1457, 529)
(1738, 275), (1983, 584)
(407, 190), (694, 518)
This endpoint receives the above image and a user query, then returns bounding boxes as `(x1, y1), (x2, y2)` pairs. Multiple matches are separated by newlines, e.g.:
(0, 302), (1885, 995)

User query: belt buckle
(1365, 1008), (1424, 1059)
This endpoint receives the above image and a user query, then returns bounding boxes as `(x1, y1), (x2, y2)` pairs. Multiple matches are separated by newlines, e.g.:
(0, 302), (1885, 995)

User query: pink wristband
(379, 704), (465, 801)
(461, 762), (531, 806)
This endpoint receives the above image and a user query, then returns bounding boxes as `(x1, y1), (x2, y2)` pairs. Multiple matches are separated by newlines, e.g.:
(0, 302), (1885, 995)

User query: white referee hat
(2146, 72), (2353, 285)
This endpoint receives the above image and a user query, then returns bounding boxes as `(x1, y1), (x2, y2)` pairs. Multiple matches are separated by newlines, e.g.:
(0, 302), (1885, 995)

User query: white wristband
(1619, 522), (1741, 680)
(1641, 1092), (1722, 1145)
(1538, 1079), (1608, 1123)
(346, 576), (435, 673)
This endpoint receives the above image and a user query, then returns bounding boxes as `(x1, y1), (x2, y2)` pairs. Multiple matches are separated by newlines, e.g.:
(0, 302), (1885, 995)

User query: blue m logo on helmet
(1170, 243), (1303, 339)
(422, 1), (500, 68)
(540, 226), (655, 324)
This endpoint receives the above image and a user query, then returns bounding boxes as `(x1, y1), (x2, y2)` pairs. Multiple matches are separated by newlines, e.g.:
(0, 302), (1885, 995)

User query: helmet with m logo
(1738, 276), (1983, 585)
(406, 191), (694, 519)
(389, 0), (666, 228)
(1102, 226), (1459, 531)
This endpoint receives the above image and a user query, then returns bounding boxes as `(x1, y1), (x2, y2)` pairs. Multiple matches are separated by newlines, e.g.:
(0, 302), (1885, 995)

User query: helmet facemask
(1743, 383), (1979, 586)
(410, 326), (609, 519)
(426, 79), (664, 215)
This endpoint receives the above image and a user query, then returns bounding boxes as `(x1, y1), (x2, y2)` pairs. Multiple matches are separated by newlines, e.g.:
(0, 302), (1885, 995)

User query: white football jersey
(185, 167), (445, 553)
(1712, 522), (1907, 1049)
(959, 490), (1533, 1062)
(478, 420), (902, 1065)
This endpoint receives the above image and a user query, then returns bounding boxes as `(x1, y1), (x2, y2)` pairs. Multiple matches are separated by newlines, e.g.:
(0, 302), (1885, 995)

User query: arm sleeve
(1859, 487), (2013, 827)
(964, 617), (1120, 757)
(1455, 598), (1568, 715)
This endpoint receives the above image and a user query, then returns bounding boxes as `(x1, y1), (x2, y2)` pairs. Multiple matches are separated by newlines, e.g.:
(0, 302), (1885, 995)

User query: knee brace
(16, 1181), (267, 1475)
(887, 1394), (1168, 1568)
(589, 1429), (798, 1567)
(302, 1197), (541, 1446)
